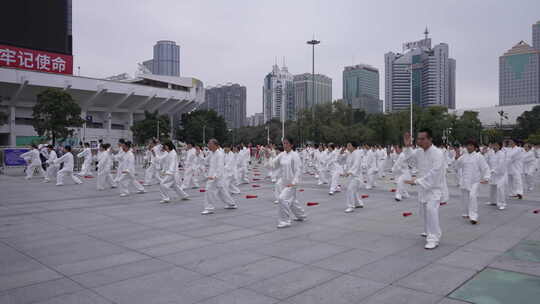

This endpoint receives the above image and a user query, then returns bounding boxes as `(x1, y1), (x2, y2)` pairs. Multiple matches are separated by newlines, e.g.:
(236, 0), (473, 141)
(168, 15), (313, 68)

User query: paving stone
(361, 286), (442, 304)
(0, 278), (83, 304)
(396, 264), (477, 296)
(351, 255), (431, 284)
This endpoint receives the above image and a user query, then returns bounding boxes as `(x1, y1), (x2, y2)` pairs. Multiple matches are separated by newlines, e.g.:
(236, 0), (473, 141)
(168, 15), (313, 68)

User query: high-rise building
(202, 83), (246, 129)
(499, 41), (540, 106)
(263, 64), (295, 122)
(293, 73), (332, 112)
(143, 40), (180, 76)
(533, 20), (540, 51)
(385, 30), (456, 112)
(247, 112), (264, 127)
(342, 64), (383, 113)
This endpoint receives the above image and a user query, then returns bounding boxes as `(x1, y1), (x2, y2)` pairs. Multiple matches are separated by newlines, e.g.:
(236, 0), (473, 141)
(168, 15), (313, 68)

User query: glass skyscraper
(143, 40), (180, 77)
(342, 64), (382, 113)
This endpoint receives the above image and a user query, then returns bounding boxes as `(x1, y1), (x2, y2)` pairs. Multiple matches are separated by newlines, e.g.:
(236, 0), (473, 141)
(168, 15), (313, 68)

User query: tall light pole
(202, 124), (206, 145)
(266, 125), (270, 145)
(307, 38), (320, 120)
(156, 119), (160, 140)
(407, 65), (413, 138)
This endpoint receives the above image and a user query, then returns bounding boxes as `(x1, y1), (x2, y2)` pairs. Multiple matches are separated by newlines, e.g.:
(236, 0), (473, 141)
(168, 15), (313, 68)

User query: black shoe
(395, 198), (401, 202)
(517, 194), (523, 200)
(470, 220), (478, 225)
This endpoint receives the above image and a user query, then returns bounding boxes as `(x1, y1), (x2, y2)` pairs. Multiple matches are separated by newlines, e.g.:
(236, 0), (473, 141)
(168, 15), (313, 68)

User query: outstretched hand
(403, 132), (412, 147)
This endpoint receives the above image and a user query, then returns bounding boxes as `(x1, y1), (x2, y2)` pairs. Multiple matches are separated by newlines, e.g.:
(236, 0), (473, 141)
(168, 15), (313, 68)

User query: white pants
(524, 173), (535, 191)
(56, 168), (82, 185)
(317, 167), (328, 184)
(79, 160), (93, 176)
(460, 184), (479, 221)
(160, 174), (187, 201)
(507, 172), (523, 196)
(144, 163), (160, 185)
(378, 159), (386, 178)
(274, 179), (283, 201)
(204, 178), (237, 211)
(277, 185), (306, 225)
(419, 199), (442, 243)
(26, 164), (45, 179)
(396, 173), (411, 200)
(346, 177), (364, 208)
(489, 183), (506, 208)
(45, 165), (58, 181)
(97, 169), (115, 190)
(118, 173), (144, 195)
(329, 169), (341, 193)
(366, 169), (377, 189)
(236, 165), (249, 184)
(181, 167), (199, 189)
(224, 175), (241, 194)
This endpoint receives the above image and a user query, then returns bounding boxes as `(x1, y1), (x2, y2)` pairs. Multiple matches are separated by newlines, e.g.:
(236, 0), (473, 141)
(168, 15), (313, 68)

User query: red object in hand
(533, 209), (540, 214)
(254, 173), (261, 176)
(306, 202), (319, 206)
(390, 189), (396, 192)
(252, 184), (261, 188)
(84, 175), (94, 179)
(139, 180), (144, 184)
(403, 212), (413, 217)
(299, 189), (305, 192)
(361, 194), (369, 199)
(246, 195), (258, 199)
(440, 202), (447, 206)
(253, 178), (261, 181)
(199, 189), (206, 192)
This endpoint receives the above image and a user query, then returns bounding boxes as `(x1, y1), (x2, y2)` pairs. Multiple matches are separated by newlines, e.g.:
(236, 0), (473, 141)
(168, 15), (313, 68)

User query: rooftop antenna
(282, 56), (285, 67)
(424, 27), (429, 39)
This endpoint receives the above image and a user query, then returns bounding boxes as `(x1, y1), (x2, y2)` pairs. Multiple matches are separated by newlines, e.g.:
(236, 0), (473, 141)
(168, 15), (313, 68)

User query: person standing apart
(21, 144), (46, 180)
(54, 146), (83, 186)
(402, 130), (446, 250)
(272, 138), (306, 228)
(522, 143), (537, 192)
(117, 141), (146, 197)
(77, 143), (93, 177)
(453, 140), (490, 224)
(201, 139), (238, 215)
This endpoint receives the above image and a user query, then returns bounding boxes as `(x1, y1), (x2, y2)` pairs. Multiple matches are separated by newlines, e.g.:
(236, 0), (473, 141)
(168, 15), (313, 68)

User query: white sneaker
(137, 190), (146, 194)
(224, 204), (238, 210)
(273, 200), (279, 204)
(277, 222), (291, 228)
(355, 203), (364, 208)
(424, 241), (439, 250)
(120, 193), (128, 197)
(201, 209), (214, 215)
(345, 207), (355, 213)
(160, 199), (171, 204)
(498, 206), (506, 210)
(181, 195), (190, 200)
(294, 216), (307, 222)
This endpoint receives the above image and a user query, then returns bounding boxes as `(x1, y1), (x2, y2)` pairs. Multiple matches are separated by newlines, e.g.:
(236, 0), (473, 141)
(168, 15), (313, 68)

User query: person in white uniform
(116, 141), (146, 197)
(54, 145), (83, 186)
(452, 140), (490, 224)
(223, 146), (242, 195)
(364, 145), (379, 189)
(505, 139), (524, 199)
(272, 138), (306, 228)
(344, 142), (365, 213)
(96, 143), (116, 190)
(181, 143), (200, 189)
(315, 145), (329, 185)
(44, 145), (58, 183)
(21, 144), (46, 180)
(402, 129), (446, 250)
(485, 142), (508, 210)
(522, 143), (537, 192)
(327, 144), (343, 195)
(201, 139), (238, 215)
(77, 142), (93, 177)
(392, 146), (412, 202)
(156, 141), (189, 203)
(143, 141), (160, 186)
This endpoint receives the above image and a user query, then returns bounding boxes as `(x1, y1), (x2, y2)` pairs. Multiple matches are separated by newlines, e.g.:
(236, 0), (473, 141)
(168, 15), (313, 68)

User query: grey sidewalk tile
(396, 264), (477, 296)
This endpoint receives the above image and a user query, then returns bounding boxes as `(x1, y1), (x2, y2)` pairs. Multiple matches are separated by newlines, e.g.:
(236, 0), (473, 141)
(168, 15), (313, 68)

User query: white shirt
(21, 149), (42, 166)
(118, 149), (136, 175)
(207, 148), (225, 180)
(453, 151), (490, 190)
(55, 152), (74, 171)
(273, 150), (302, 185)
(403, 145), (446, 202)
(346, 149), (364, 178)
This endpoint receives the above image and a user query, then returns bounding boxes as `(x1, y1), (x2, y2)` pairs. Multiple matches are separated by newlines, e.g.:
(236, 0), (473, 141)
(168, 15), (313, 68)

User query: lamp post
(306, 38), (320, 120)
(266, 125), (270, 145)
(202, 124), (206, 145)
(407, 65), (413, 138)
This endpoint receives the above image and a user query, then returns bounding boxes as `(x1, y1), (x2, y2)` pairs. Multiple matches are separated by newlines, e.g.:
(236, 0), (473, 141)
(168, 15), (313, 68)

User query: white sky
(73, 0), (540, 115)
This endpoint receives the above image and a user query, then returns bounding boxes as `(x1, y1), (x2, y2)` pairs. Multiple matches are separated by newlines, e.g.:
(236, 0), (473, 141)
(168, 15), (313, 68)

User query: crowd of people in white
(20, 129), (540, 250)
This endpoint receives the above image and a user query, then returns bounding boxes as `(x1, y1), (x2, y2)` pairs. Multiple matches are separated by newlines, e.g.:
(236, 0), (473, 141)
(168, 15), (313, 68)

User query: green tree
(32, 88), (84, 145)
(130, 110), (170, 144)
(526, 132), (540, 145)
(452, 111), (483, 144)
(176, 110), (228, 145)
(514, 105), (540, 140)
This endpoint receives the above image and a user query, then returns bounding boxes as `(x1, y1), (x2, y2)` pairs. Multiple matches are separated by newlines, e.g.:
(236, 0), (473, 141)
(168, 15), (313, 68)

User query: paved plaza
(1, 165), (540, 304)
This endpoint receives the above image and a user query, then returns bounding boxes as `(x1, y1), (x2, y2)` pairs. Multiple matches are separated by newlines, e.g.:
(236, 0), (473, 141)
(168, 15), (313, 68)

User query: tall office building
(385, 30), (456, 112)
(143, 40), (180, 76)
(293, 73), (332, 112)
(247, 112), (264, 127)
(342, 64), (383, 113)
(499, 41), (540, 106)
(533, 20), (540, 51)
(202, 83), (246, 129)
(263, 64), (295, 122)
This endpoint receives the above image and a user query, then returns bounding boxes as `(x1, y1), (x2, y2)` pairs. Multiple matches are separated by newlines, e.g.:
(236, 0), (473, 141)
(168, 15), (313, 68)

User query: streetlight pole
(156, 119), (160, 140)
(408, 66), (413, 139)
(202, 124), (206, 145)
(307, 38), (320, 120)
(266, 125), (270, 145)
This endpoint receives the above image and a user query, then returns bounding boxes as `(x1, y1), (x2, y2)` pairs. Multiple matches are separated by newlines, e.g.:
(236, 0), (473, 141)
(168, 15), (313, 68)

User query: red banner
(0, 44), (73, 75)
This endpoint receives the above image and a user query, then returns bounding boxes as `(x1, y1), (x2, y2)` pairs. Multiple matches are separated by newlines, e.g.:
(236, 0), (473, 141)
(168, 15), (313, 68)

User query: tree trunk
(52, 133), (56, 146)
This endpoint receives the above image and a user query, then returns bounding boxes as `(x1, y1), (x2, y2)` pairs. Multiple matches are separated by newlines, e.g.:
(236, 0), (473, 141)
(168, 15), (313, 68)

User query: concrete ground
(1, 165), (539, 304)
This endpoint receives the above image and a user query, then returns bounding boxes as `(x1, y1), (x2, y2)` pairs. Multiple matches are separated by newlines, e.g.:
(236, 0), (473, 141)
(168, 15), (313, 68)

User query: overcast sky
(73, 0), (540, 115)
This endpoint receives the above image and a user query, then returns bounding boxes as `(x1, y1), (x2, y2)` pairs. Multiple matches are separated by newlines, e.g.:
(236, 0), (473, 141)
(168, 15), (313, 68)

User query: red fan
(199, 189), (206, 192)
(402, 212), (413, 217)
(246, 195), (258, 199)
(306, 202), (319, 206)
(361, 194), (369, 199)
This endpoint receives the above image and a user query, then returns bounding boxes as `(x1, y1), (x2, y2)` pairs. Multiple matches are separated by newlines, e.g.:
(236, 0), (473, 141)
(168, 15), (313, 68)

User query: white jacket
(453, 151), (490, 190)
(522, 150), (537, 175)
(402, 145), (446, 202)
(118, 150), (136, 175)
(346, 149), (364, 178)
(21, 149), (42, 166)
(487, 149), (507, 186)
(55, 152), (74, 171)
(207, 148), (225, 180)
(273, 150), (302, 185)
